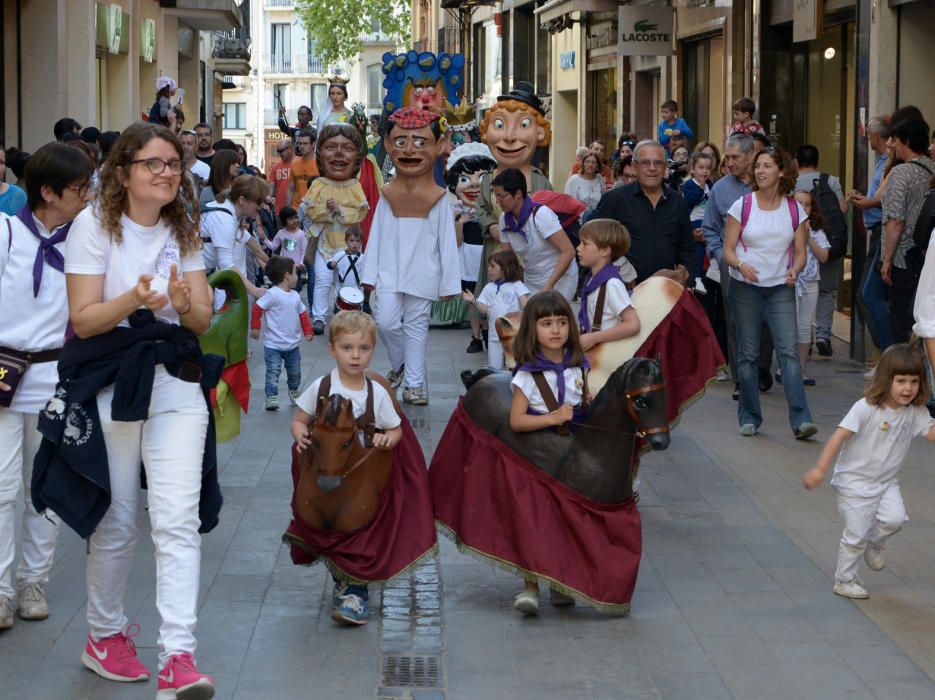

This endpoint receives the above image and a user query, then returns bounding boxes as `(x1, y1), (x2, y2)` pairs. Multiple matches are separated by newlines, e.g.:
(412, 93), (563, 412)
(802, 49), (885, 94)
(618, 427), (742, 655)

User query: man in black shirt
(592, 141), (694, 284)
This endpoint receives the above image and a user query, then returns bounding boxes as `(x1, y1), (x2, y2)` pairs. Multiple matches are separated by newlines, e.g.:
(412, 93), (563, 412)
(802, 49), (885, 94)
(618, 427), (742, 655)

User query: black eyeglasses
(130, 158), (184, 175)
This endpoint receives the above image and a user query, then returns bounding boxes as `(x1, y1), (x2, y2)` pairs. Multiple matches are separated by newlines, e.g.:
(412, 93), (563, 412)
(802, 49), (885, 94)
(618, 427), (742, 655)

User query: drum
(336, 286), (364, 311)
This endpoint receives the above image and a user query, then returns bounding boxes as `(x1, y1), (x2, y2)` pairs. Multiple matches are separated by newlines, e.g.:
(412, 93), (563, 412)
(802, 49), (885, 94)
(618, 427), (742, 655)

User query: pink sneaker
(156, 653), (215, 699)
(81, 624), (150, 682)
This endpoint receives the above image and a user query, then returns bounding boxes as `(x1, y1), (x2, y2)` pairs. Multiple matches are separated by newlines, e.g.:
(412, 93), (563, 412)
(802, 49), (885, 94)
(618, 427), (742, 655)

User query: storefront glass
(589, 67), (617, 152)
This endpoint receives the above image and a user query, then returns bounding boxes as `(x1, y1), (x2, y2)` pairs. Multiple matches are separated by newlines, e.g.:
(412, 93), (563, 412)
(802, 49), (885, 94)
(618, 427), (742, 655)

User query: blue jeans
(306, 262), (315, 311)
(861, 239), (894, 350)
(264, 345), (301, 398)
(729, 281), (813, 430)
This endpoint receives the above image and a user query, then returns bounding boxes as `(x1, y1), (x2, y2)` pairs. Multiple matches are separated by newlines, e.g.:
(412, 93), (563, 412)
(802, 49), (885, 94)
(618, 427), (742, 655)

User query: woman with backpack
(491, 168), (578, 301)
(721, 148), (817, 440)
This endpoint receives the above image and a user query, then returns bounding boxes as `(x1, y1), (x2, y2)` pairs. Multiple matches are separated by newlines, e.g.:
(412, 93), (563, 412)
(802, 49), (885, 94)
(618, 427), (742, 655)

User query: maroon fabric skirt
(283, 415), (437, 584)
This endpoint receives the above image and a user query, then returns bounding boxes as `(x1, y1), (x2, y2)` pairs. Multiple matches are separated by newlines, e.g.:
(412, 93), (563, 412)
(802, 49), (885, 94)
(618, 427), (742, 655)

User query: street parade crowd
(1, 61), (935, 699)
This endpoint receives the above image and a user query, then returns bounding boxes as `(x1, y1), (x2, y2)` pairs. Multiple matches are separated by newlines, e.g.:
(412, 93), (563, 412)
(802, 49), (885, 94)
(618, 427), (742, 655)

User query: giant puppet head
(445, 100), (480, 147)
(479, 81), (551, 170)
(446, 143), (496, 210)
(381, 51), (465, 116)
(385, 107), (447, 179)
(316, 121), (366, 181)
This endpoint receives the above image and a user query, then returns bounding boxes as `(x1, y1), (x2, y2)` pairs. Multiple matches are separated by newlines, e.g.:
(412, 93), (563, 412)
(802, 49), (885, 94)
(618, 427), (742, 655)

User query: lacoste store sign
(618, 6), (675, 56)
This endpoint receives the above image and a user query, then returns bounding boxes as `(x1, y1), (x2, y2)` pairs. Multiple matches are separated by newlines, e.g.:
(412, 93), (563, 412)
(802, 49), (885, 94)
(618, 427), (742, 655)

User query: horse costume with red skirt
(283, 376), (437, 585)
(430, 278), (724, 613)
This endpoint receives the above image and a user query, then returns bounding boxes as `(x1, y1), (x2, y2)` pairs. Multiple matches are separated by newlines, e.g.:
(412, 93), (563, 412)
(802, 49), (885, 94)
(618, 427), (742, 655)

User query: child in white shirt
(803, 344), (935, 599)
(574, 219), (641, 352)
(265, 206), (308, 292)
(326, 226), (366, 312)
(461, 250), (530, 369)
(291, 310), (401, 625)
(507, 291), (589, 616)
(250, 256), (313, 411)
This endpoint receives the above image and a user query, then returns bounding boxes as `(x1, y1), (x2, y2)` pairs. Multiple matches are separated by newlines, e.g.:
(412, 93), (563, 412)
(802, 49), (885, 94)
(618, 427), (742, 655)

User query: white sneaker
(265, 396), (279, 411)
(17, 582), (49, 620)
(694, 277), (707, 295)
(833, 579), (869, 599)
(513, 588), (539, 616)
(716, 368), (730, 382)
(402, 385), (428, 405)
(0, 596), (12, 629)
(864, 544), (885, 571)
(288, 390), (300, 406)
(386, 365), (405, 389)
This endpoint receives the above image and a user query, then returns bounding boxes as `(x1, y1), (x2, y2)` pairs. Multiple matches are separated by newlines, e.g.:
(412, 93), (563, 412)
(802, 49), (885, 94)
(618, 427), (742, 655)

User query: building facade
(224, 0), (396, 174)
(0, 0), (249, 152)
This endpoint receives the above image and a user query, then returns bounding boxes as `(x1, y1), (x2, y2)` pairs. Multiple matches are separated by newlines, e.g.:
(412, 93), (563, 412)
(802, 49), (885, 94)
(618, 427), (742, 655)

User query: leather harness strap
(314, 374), (377, 448)
(624, 382), (669, 436)
(590, 283), (608, 332)
(531, 371), (572, 436)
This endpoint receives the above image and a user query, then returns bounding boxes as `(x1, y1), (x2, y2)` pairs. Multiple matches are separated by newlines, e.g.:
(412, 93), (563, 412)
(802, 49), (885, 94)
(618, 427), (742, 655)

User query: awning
(535, 0), (619, 24)
(158, 0), (243, 31)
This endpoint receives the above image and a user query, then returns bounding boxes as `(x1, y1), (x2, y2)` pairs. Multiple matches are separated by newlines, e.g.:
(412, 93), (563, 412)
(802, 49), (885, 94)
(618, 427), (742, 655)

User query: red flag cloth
(213, 360), (251, 413)
(359, 156), (380, 249)
(283, 415), (437, 584)
(430, 402), (641, 613)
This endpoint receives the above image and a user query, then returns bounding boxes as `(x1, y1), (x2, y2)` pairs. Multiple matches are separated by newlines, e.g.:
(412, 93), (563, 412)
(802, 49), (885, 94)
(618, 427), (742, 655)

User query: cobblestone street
(3, 326), (935, 699)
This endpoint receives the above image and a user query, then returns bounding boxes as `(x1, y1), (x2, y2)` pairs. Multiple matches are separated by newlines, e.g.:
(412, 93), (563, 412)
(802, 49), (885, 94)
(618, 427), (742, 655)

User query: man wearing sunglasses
(268, 139), (294, 216)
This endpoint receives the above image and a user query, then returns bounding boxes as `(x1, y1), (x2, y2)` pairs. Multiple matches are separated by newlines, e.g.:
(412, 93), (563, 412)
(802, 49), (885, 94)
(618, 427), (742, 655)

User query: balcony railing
(213, 35), (252, 60)
(263, 53), (326, 75)
(266, 0), (293, 7)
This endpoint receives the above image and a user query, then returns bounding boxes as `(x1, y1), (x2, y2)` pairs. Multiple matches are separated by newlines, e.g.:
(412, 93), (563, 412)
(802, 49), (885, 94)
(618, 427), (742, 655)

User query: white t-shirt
(0, 212), (70, 413)
(913, 224), (935, 338)
(476, 280), (529, 329)
(297, 369), (401, 430)
(564, 174), (604, 211)
(584, 277), (633, 331)
(201, 200), (248, 274)
(65, 206), (205, 326)
(511, 367), (585, 414)
(255, 285), (307, 350)
(188, 159), (211, 181)
(500, 204), (578, 298)
(830, 398), (935, 498)
(727, 195), (807, 287)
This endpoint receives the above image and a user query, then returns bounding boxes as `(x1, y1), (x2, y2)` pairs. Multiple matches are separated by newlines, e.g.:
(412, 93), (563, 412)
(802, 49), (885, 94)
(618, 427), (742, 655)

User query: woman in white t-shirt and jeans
(492, 168), (578, 301)
(65, 122), (217, 697)
(722, 148), (817, 440)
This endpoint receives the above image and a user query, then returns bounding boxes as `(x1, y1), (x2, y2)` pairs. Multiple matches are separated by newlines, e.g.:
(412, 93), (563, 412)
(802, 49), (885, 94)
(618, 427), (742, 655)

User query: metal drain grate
(383, 655), (441, 687)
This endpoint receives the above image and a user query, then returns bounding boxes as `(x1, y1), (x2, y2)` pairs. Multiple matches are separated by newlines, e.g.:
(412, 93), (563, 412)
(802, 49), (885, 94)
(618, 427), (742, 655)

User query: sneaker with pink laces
(156, 653), (215, 700)
(80, 624), (150, 682)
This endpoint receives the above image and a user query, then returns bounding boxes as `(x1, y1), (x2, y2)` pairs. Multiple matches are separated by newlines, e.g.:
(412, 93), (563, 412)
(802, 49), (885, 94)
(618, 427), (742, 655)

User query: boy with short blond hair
(575, 219), (641, 352)
(657, 100), (694, 148)
(730, 97), (766, 136)
(290, 310), (402, 625)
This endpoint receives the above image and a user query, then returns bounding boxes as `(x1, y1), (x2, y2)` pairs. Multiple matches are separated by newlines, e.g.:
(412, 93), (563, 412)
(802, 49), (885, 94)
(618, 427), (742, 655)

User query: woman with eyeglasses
(0, 143), (94, 633)
(721, 147), (817, 441)
(61, 122), (219, 696)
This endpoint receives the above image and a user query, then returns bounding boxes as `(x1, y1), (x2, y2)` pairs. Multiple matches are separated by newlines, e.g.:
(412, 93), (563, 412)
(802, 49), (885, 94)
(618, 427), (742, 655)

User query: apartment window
(311, 84), (328, 116)
(271, 22), (292, 71)
(367, 65), (383, 111)
(223, 103), (246, 130)
(273, 83), (288, 111)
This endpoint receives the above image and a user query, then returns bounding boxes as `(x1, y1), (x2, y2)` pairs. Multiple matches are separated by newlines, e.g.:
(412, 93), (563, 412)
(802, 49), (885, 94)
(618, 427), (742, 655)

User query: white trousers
(312, 250), (334, 323)
(795, 279), (820, 345)
(0, 409), (60, 599)
(487, 338), (504, 370)
(374, 291), (432, 388)
(834, 482), (907, 583)
(86, 368), (208, 666)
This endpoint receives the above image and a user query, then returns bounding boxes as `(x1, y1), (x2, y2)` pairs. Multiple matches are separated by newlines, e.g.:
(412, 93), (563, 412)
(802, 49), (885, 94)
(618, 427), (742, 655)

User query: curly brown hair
(97, 121), (201, 257)
(750, 148), (798, 195)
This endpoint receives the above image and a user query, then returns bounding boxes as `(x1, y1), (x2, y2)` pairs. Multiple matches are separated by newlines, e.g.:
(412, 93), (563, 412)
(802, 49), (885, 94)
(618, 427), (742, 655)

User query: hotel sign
(618, 6), (675, 56)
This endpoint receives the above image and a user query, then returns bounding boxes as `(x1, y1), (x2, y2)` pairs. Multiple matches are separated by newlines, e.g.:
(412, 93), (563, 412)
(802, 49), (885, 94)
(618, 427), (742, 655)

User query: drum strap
(531, 372), (570, 436)
(338, 254), (361, 287)
(314, 374), (377, 448)
(590, 283), (608, 333)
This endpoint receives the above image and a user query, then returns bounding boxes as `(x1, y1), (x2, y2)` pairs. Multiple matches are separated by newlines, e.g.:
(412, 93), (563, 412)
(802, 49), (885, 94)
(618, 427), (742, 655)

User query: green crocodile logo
(634, 20), (658, 32)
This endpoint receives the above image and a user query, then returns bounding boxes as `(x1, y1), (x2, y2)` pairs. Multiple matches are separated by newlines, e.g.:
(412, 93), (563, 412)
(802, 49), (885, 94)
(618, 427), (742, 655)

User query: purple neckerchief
(577, 264), (623, 333)
(16, 205), (71, 297)
(513, 351), (589, 406)
(501, 197), (536, 242)
(494, 280), (505, 292)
